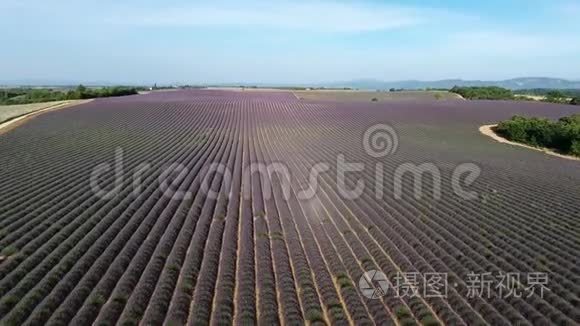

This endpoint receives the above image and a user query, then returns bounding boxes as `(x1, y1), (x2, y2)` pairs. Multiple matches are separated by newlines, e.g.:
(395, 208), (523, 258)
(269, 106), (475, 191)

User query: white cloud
(104, 2), (466, 32)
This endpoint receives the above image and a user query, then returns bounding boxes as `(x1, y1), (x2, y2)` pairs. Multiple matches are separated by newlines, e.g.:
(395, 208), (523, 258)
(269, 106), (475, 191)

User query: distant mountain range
(2, 77), (580, 90)
(324, 78), (580, 90)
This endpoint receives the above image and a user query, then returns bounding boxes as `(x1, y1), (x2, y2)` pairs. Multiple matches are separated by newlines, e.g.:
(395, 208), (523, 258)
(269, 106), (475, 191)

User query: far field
(293, 90), (462, 102)
(0, 90), (578, 325)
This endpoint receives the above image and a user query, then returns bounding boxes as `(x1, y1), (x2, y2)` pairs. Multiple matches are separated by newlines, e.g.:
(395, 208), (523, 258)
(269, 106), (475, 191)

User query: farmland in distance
(0, 89), (579, 325)
(293, 90), (462, 102)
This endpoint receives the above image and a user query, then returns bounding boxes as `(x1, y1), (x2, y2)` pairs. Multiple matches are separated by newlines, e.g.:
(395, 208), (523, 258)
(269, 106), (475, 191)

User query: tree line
(0, 85), (139, 105)
(514, 88), (580, 98)
(450, 86), (514, 100)
(539, 90), (579, 105)
(496, 114), (580, 156)
(451, 86), (579, 105)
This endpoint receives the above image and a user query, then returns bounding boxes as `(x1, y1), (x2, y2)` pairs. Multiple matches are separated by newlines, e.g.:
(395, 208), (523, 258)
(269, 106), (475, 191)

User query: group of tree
(536, 90), (579, 105)
(451, 86), (580, 105)
(541, 90), (572, 104)
(496, 114), (580, 156)
(514, 88), (580, 99)
(0, 85), (139, 105)
(450, 86), (515, 100)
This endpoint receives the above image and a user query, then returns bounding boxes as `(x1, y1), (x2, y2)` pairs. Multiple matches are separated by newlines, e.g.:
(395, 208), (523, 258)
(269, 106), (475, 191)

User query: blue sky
(1, 0), (579, 84)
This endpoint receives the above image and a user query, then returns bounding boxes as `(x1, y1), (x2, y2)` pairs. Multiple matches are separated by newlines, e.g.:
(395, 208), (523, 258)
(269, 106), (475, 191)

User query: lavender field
(0, 90), (579, 325)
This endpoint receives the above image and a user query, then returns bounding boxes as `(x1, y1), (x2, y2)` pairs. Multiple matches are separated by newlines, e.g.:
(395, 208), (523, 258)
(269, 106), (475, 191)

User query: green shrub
(89, 294), (106, 307)
(181, 279), (194, 293)
(496, 114), (580, 156)
(543, 90), (568, 104)
(559, 114), (580, 125)
(570, 140), (580, 156)
(120, 318), (140, 326)
(305, 309), (325, 322)
(515, 88), (580, 100)
(450, 86), (514, 100)
(394, 305), (412, 319)
(166, 264), (181, 273)
(1, 246), (18, 256)
(420, 315), (440, 326)
(112, 295), (128, 304)
(0, 85), (139, 105)
(400, 317), (417, 326)
(515, 95), (535, 101)
(2, 295), (20, 306)
(336, 276), (353, 289)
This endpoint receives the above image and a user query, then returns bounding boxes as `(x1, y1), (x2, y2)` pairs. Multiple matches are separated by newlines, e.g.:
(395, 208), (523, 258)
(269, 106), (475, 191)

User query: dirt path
(0, 100), (91, 135)
(479, 124), (580, 161)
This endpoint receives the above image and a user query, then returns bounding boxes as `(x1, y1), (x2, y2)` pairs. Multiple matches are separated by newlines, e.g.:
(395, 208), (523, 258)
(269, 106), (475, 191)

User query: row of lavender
(0, 89), (578, 325)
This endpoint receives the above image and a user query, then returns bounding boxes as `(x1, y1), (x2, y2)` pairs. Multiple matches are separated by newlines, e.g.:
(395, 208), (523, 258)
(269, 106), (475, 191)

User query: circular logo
(359, 270), (389, 299)
(363, 124), (399, 158)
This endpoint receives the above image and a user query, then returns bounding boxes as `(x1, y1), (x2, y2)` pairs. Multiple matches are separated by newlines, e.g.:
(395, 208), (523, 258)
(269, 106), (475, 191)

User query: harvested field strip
(0, 101), (87, 127)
